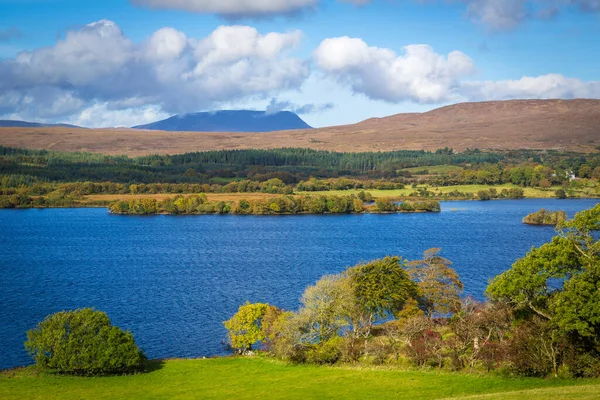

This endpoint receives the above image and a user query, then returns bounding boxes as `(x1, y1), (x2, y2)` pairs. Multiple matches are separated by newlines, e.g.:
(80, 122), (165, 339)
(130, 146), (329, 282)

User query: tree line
(0, 177), (408, 196)
(426, 163), (600, 187)
(7, 145), (599, 185)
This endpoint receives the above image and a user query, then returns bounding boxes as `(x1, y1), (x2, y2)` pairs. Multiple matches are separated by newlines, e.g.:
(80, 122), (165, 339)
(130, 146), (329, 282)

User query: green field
(1, 357), (599, 400)
(401, 165), (465, 174)
(298, 183), (598, 199)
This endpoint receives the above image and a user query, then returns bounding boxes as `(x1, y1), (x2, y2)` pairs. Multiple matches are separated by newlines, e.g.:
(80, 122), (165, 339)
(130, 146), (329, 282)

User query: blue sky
(0, 0), (599, 127)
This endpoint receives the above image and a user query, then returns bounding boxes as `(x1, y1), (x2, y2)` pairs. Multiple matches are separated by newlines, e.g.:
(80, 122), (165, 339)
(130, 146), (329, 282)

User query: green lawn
(400, 165), (465, 175)
(1, 357), (599, 400)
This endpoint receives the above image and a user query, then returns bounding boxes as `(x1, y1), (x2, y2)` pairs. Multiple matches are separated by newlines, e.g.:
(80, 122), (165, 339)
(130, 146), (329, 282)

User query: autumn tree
(296, 274), (354, 344)
(407, 248), (464, 318)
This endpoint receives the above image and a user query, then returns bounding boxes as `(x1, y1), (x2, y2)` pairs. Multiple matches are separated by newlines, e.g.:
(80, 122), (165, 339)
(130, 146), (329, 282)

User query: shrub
(504, 317), (558, 377)
(412, 200), (441, 212)
(477, 190), (492, 201)
(362, 337), (395, 365)
(505, 188), (525, 199)
(405, 327), (444, 368)
(25, 308), (145, 375)
(562, 349), (600, 378)
(357, 191), (373, 202)
(522, 209), (566, 225)
(375, 198), (398, 212)
(306, 336), (344, 365)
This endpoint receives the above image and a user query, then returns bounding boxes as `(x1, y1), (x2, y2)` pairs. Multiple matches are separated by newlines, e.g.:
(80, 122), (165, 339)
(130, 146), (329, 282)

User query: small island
(522, 209), (567, 225)
(108, 193), (441, 215)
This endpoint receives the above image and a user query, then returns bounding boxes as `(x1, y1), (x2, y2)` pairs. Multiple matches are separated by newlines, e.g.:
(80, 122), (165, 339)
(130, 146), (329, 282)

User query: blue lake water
(0, 199), (598, 370)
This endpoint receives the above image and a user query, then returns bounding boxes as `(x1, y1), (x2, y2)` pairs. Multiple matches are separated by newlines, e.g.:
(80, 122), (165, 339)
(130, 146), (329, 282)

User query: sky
(0, 0), (599, 128)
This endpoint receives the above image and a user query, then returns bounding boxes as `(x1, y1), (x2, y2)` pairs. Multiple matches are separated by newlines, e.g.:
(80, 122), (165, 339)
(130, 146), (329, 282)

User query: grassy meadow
(298, 183), (580, 199)
(400, 165), (465, 174)
(80, 183), (596, 207)
(1, 357), (599, 400)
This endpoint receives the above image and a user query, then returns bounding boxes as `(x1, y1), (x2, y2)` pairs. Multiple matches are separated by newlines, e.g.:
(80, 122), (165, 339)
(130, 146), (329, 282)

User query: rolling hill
(0, 99), (598, 156)
(132, 110), (312, 132)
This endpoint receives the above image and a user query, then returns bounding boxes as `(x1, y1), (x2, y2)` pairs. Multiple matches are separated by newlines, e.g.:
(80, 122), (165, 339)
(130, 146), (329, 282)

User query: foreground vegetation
(3, 204), (599, 398)
(224, 205), (600, 378)
(2, 357), (599, 400)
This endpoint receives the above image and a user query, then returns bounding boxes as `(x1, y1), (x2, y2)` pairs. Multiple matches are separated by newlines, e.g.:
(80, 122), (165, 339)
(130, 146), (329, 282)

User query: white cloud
(314, 36), (600, 104)
(265, 98), (334, 114)
(130, 0), (318, 18)
(65, 103), (169, 128)
(460, 74), (600, 100)
(146, 28), (188, 60)
(314, 37), (475, 103)
(3, 20), (600, 128)
(0, 20), (309, 125)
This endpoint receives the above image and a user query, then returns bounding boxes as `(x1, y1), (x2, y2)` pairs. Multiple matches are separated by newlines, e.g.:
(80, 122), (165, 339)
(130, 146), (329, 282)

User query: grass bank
(5, 183), (595, 210)
(1, 357), (599, 400)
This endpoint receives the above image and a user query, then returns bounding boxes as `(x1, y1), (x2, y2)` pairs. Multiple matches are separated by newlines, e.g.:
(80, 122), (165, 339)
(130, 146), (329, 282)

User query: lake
(1, 199), (598, 370)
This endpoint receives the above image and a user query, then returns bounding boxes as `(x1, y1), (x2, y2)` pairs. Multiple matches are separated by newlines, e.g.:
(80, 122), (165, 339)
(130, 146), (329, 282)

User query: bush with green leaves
(555, 188), (567, 199)
(25, 308), (145, 375)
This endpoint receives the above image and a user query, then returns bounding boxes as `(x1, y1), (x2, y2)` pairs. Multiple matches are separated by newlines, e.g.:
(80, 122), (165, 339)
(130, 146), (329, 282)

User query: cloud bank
(313, 36), (600, 103)
(314, 37), (475, 103)
(0, 20), (309, 124)
(2, 21), (599, 127)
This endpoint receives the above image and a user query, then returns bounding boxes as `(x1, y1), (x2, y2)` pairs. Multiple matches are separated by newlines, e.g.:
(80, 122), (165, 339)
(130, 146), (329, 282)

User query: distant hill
(0, 120), (81, 129)
(132, 110), (312, 132)
(0, 99), (599, 155)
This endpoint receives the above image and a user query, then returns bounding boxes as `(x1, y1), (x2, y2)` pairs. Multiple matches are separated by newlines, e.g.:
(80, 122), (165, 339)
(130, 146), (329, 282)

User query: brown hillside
(0, 99), (598, 156)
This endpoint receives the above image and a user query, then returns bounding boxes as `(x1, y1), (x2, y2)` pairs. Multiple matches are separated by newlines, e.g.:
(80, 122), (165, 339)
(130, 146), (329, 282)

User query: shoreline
(1, 195), (598, 211)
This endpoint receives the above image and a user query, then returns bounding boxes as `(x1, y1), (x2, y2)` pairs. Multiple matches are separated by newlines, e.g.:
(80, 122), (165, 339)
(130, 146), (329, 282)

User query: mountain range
(0, 120), (81, 129)
(0, 99), (598, 155)
(0, 110), (312, 133)
(132, 110), (311, 132)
